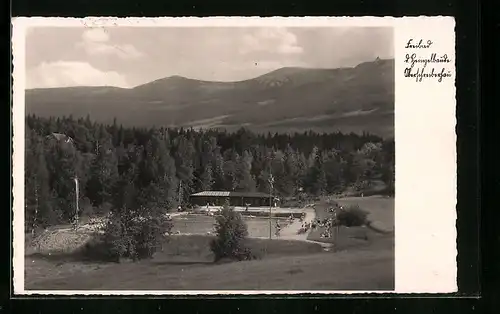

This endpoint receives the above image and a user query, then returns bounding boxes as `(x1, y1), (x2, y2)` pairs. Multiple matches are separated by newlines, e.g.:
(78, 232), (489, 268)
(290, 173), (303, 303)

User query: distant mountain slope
(25, 59), (394, 138)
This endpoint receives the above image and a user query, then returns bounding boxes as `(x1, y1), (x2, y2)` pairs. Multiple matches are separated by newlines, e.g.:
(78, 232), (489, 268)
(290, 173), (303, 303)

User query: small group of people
(299, 212), (306, 222)
(320, 229), (332, 239)
(275, 220), (282, 236)
(311, 217), (326, 229)
(298, 221), (311, 234)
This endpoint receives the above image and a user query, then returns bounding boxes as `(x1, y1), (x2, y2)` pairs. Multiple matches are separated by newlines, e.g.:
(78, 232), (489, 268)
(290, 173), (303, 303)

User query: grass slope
(24, 196), (395, 291)
(307, 196), (394, 249)
(26, 235), (394, 291)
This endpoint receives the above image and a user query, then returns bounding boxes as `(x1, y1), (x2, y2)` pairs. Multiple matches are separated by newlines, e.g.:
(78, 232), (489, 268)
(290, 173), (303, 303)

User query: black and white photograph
(12, 17), (456, 294)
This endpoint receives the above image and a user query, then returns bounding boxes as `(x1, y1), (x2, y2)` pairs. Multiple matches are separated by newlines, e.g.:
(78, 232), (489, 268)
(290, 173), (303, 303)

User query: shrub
(209, 205), (253, 262)
(101, 208), (173, 262)
(79, 234), (120, 262)
(337, 204), (369, 227)
(101, 214), (130, 261)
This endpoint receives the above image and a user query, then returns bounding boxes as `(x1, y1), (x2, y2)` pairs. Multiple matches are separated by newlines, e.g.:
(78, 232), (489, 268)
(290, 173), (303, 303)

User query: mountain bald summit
(25, 58), (394, 138)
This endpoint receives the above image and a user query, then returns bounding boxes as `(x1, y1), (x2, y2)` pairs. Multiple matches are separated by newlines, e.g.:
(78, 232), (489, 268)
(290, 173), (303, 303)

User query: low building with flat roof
(190, 191), (277, 207)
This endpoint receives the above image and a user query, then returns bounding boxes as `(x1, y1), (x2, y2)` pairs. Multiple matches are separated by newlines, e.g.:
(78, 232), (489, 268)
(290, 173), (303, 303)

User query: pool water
(171, 214), (290, 238)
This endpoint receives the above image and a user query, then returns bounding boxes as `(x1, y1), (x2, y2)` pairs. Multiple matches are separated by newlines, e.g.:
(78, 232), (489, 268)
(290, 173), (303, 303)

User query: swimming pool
(171, 214), (290, 238)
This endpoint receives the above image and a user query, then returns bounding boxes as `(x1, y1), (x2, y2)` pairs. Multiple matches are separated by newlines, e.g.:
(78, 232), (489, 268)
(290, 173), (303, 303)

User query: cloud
(239, 28), (303, 55)
(27, 61), (129, 88)
(82, 28), (110, 42)
(77, 28), (143, 59)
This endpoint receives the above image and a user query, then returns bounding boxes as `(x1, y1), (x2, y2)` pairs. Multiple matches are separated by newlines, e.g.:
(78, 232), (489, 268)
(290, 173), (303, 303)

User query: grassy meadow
(25, 196), (394, 291)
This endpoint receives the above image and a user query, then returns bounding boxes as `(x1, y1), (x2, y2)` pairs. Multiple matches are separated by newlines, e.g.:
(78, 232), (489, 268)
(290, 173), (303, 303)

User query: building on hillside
(189, 191), (278, 207)
(46, 132), (74, 144)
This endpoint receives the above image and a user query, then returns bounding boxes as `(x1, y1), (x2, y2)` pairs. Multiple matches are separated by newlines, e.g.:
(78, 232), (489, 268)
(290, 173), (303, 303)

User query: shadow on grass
(26, 251), (114, 264)
(151, 260), (214, 266)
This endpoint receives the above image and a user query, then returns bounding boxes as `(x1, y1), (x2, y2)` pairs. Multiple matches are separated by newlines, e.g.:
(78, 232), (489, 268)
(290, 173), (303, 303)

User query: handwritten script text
(403, 39), (452, 83)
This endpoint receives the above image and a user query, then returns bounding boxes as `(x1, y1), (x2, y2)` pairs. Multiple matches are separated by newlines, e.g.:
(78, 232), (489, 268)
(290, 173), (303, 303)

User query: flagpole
(74, 176), (79, 229)
(268, 173), (274, 240)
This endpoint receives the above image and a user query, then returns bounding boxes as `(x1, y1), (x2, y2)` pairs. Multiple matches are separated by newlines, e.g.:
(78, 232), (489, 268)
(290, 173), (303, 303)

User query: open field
(25, 234), (394, 291)
(336, 196), (394, 230)
(307, 196), (394, 247)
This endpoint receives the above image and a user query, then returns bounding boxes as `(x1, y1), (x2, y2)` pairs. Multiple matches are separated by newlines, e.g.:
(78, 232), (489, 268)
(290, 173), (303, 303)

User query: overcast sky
(25, 27), (393, 89)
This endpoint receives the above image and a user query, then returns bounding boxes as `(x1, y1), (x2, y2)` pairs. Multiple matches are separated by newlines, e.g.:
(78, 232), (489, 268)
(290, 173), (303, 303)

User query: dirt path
(271, 208), (334, 250)
(278, 208), (314, 240)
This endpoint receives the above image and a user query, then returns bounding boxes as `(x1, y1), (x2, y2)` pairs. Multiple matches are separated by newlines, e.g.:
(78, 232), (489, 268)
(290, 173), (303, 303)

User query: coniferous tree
(86, 127), (118, 207)
(144, 131), (178, 209)
(173, 135), (195, 203)
(24, 114), (395, 228)
(195, 136), (218, 191)
(199, 163), (214, 191)
(223, 149), (239, 191)
(236, 151), (256, 192)
(323, 150), (343, 193)
(45, 136), (83, 222)
(257, 169), (272, 194)
(211, 146), (225, 190)
(282, 145), (299, 196)
(25, 131), (52, 230)
(307, 153), (328, 196)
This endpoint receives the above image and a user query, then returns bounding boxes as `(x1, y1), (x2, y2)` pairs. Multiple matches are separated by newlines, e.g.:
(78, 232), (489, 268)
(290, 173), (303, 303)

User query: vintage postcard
(11, 16), (456, 295)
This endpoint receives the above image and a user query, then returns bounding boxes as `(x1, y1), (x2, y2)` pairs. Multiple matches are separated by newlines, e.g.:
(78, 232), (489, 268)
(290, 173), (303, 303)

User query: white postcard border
(12, 16), (457, 295)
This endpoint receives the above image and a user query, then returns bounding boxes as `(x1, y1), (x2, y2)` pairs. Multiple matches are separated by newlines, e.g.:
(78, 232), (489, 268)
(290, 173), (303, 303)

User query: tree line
(25, 114), (394, 231)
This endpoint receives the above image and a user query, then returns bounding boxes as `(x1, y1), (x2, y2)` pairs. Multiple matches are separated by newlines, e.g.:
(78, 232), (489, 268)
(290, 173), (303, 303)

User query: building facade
(189, 191), (275, 207)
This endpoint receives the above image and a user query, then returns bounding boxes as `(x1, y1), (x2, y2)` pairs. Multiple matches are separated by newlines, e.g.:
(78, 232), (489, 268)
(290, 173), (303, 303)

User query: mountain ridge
(25, 58), (395, 138)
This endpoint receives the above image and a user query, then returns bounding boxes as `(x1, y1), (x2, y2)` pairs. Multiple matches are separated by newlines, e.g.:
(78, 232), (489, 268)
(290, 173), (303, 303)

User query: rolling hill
(25, 58), (395, 138)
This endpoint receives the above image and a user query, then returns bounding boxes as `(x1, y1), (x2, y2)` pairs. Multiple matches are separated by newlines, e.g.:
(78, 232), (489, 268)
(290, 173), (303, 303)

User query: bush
(79, 234), (120, 262)
(101, 208), (173, 262)
(209, 205), (253, 262)
(337, 204), (369, 227)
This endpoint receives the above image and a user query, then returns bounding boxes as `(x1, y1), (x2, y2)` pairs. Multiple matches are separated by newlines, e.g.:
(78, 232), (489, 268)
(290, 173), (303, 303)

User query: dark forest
(25, 114), (394, 231)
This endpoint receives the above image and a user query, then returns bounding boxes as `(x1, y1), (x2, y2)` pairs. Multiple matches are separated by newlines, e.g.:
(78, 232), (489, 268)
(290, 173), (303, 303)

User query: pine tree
(307, 153), (327, 196)
(323, 150), (343, 193)
(257, 170), (272, 194)
(152, 132), (178, 210)
(137, 132), (178, 210)
(282, 145), (299, 196)
(87, 127), (118, 207)
(236, 151), (256, 192)
(199, 164), (214, 191)
(211, 146), (225, 190)
(25, 131), (52, 231)
(45, 135), (84, 222)
(173, 135), (195, 203)
(194, 136), (218, 191)
(222, 149), (239, 191)
(24, 114), (395, 231)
